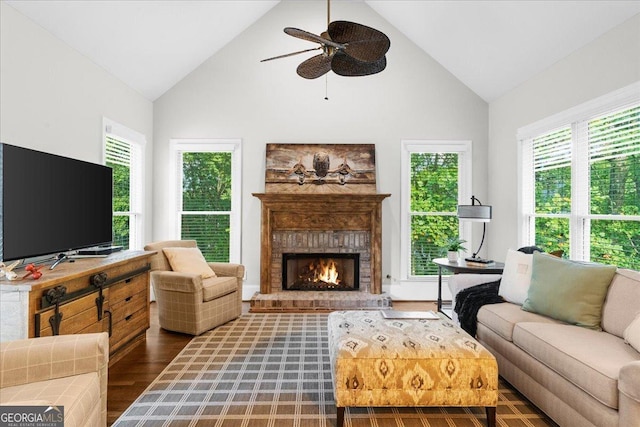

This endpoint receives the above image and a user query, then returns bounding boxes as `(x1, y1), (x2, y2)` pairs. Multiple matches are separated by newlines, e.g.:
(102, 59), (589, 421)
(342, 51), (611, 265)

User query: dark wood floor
(107, 300), (436, 425)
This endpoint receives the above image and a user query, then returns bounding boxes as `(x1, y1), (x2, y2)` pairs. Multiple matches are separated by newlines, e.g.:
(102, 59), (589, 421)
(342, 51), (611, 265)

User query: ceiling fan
(260, 0), (390, 79)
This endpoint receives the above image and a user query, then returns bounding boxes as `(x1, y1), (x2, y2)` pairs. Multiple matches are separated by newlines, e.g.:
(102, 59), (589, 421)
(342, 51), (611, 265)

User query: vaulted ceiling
(5, 0), (640, 102)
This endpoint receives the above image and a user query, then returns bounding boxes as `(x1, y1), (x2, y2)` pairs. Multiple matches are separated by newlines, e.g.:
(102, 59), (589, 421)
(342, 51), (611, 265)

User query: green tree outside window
(180, 152), (232, 262)
(410, 153), (459, 275)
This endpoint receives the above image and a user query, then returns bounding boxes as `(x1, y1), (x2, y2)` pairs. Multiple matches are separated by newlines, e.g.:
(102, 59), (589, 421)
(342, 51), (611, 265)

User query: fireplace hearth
(283, 253), (359, 291)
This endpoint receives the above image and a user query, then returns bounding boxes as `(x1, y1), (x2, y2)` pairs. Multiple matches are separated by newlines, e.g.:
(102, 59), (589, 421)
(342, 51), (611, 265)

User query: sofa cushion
(477, 302), (560, 342)
(202, 276), (237, 302)
(163, 247), (216, 279)
(601, 269), (640, 338)
(522, 253), (617, 330)
(0, 372), (101, 427)
(499, 249), (534, 305)
(512, 322), (640, 410)
(623, 314), (640, 352)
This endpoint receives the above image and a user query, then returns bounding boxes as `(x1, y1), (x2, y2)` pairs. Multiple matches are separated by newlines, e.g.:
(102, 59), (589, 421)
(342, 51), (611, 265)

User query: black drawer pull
(125, 278), (132, 283)
(125, 314), (133, 321)
(125, 296), (133, 302)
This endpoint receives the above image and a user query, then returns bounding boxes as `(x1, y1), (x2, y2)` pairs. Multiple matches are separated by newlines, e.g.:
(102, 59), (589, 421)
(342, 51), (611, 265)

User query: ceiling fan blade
(284, 27), (344, 49)
(297, 54), (333, 79)
(328, 21), (390, 62)
(260, 47), (322, 62)
(331, 52), (387, 77)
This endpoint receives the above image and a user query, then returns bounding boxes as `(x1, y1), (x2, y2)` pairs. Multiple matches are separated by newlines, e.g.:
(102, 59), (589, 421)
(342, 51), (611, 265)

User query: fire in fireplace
(282, 253), (360, 291)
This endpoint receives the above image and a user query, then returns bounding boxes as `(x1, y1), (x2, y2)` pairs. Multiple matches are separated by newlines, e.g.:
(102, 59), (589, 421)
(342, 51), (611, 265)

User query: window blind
(106, 136), (131, 167)
(589, 105), (640, 163)
(533, 127), (572, 172)
(106, 136), (131, 213)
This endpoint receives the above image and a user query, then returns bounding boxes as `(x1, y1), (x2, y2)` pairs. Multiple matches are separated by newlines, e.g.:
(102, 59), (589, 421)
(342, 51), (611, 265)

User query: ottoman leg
(485, 406), (496, 427)
(336, 407), (345, 427)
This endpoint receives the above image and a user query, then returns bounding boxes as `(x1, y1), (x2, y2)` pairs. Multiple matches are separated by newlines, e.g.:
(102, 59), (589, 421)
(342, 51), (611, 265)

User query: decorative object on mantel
(260, 0), (390, 80)
(265, 143), (376, 193)
(458, 195), (493, 263)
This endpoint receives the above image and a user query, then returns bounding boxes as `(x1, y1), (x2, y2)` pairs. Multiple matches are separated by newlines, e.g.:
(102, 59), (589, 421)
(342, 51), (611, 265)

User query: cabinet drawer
(37, 292), (105, 337)
(109, 274), (147, 303)
(110, 291), (148, 323)
(110, 307), (149, 352)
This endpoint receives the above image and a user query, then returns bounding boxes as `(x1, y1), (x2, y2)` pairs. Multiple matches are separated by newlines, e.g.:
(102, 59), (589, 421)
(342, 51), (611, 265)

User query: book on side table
(464, 257), (496, 268)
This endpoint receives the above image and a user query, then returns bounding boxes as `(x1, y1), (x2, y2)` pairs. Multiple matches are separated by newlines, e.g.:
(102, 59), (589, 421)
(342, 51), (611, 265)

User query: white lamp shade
(457, 205), (492, 222)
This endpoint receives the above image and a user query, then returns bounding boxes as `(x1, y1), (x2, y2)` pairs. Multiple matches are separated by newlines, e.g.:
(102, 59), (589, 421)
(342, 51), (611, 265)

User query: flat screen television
(0, 143), (113, 263)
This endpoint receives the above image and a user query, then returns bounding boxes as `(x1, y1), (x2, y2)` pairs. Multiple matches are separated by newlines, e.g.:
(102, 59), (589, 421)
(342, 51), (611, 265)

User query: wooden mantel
(253, 193), (390, 294)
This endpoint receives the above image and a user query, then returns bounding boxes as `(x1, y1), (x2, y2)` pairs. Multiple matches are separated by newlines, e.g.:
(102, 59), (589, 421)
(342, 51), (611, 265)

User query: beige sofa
(449, 268), (640, 427)
(0, 332), (109, 427)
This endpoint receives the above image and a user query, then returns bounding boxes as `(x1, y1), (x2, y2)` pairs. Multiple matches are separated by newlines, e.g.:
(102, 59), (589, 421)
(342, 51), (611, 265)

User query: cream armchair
(0, 332), (109, 427)
(144, 240), (245, 335)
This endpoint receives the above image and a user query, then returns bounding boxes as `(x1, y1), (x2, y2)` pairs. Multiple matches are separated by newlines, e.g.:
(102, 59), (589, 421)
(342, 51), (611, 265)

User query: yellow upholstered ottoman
(327, 310), (498, 427)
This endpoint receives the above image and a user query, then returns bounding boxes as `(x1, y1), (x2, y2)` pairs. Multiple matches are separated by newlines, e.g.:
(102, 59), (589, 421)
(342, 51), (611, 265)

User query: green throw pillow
(522, 252), (617, 330)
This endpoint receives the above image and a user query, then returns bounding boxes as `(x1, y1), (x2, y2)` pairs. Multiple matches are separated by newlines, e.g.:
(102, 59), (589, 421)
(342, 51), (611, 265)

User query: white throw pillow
(498, 249), (534, 305)
(623, 313), (640, 352)
(163, 247), (216, 279)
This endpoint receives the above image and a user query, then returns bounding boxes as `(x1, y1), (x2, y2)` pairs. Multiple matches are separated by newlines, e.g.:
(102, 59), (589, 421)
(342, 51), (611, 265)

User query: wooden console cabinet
(0, 250), (154, 366)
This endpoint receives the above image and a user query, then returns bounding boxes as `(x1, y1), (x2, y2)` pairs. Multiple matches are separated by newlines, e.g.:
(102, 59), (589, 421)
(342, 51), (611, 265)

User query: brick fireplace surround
(251, 193), (391, 311)
(250, 143), (391, 312)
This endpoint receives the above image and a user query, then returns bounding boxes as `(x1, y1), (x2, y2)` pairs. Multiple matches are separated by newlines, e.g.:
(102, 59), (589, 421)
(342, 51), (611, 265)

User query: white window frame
(169, 139), (242, 264)
(517, 82), (640, 260)
(400, 140), (473, 280)
(102, 118), (146, 250)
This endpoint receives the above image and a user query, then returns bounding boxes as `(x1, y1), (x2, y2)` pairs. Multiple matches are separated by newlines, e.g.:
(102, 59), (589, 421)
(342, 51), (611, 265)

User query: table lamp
(457, 196), (492, 263)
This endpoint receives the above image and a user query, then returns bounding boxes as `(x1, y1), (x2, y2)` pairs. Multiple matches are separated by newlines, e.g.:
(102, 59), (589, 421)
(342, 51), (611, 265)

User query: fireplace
(250, 143), (391, 312)
(283, 253), (360, 291)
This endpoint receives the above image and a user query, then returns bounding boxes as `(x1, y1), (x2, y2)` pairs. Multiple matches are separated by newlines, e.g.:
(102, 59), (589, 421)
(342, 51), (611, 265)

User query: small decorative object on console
(22, 263), (43, 280)
(0, 261), (19, 280)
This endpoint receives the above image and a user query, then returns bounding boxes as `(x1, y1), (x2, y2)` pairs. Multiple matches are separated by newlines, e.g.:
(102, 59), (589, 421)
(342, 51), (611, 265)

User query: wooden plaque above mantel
(264, 143), (378, 194)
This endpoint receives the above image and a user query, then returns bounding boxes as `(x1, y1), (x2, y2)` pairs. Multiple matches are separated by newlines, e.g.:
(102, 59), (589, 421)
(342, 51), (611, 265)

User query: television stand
(0, 250), (154, 367)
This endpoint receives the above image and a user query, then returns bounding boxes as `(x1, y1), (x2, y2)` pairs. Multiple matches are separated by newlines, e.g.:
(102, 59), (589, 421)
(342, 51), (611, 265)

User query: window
(103, 119), (145, 250)
(519, 84), (639, 269)
(401, 141), (472, 277)
(170, 139), (242, 263)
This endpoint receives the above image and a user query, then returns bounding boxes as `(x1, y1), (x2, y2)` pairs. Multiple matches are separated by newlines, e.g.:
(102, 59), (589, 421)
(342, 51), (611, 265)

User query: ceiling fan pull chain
(325, 74), (329, 100)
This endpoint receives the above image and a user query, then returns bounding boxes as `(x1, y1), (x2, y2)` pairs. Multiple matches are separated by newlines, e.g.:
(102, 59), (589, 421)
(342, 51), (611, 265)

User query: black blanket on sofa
(454, 279), (504, 337)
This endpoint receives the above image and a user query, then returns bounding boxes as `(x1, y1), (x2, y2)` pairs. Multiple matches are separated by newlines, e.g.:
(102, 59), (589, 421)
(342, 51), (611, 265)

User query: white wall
(153, 0), (489, 300)
(488, 14), (640, 261)
(0, 2), (154, 244)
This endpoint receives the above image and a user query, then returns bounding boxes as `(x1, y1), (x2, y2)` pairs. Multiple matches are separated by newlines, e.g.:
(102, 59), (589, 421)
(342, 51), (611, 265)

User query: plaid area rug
(113, 313), (557, 427)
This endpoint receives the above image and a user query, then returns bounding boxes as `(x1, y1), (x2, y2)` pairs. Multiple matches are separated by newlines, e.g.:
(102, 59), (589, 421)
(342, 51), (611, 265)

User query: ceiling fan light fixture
(260, 2), (390, 80)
